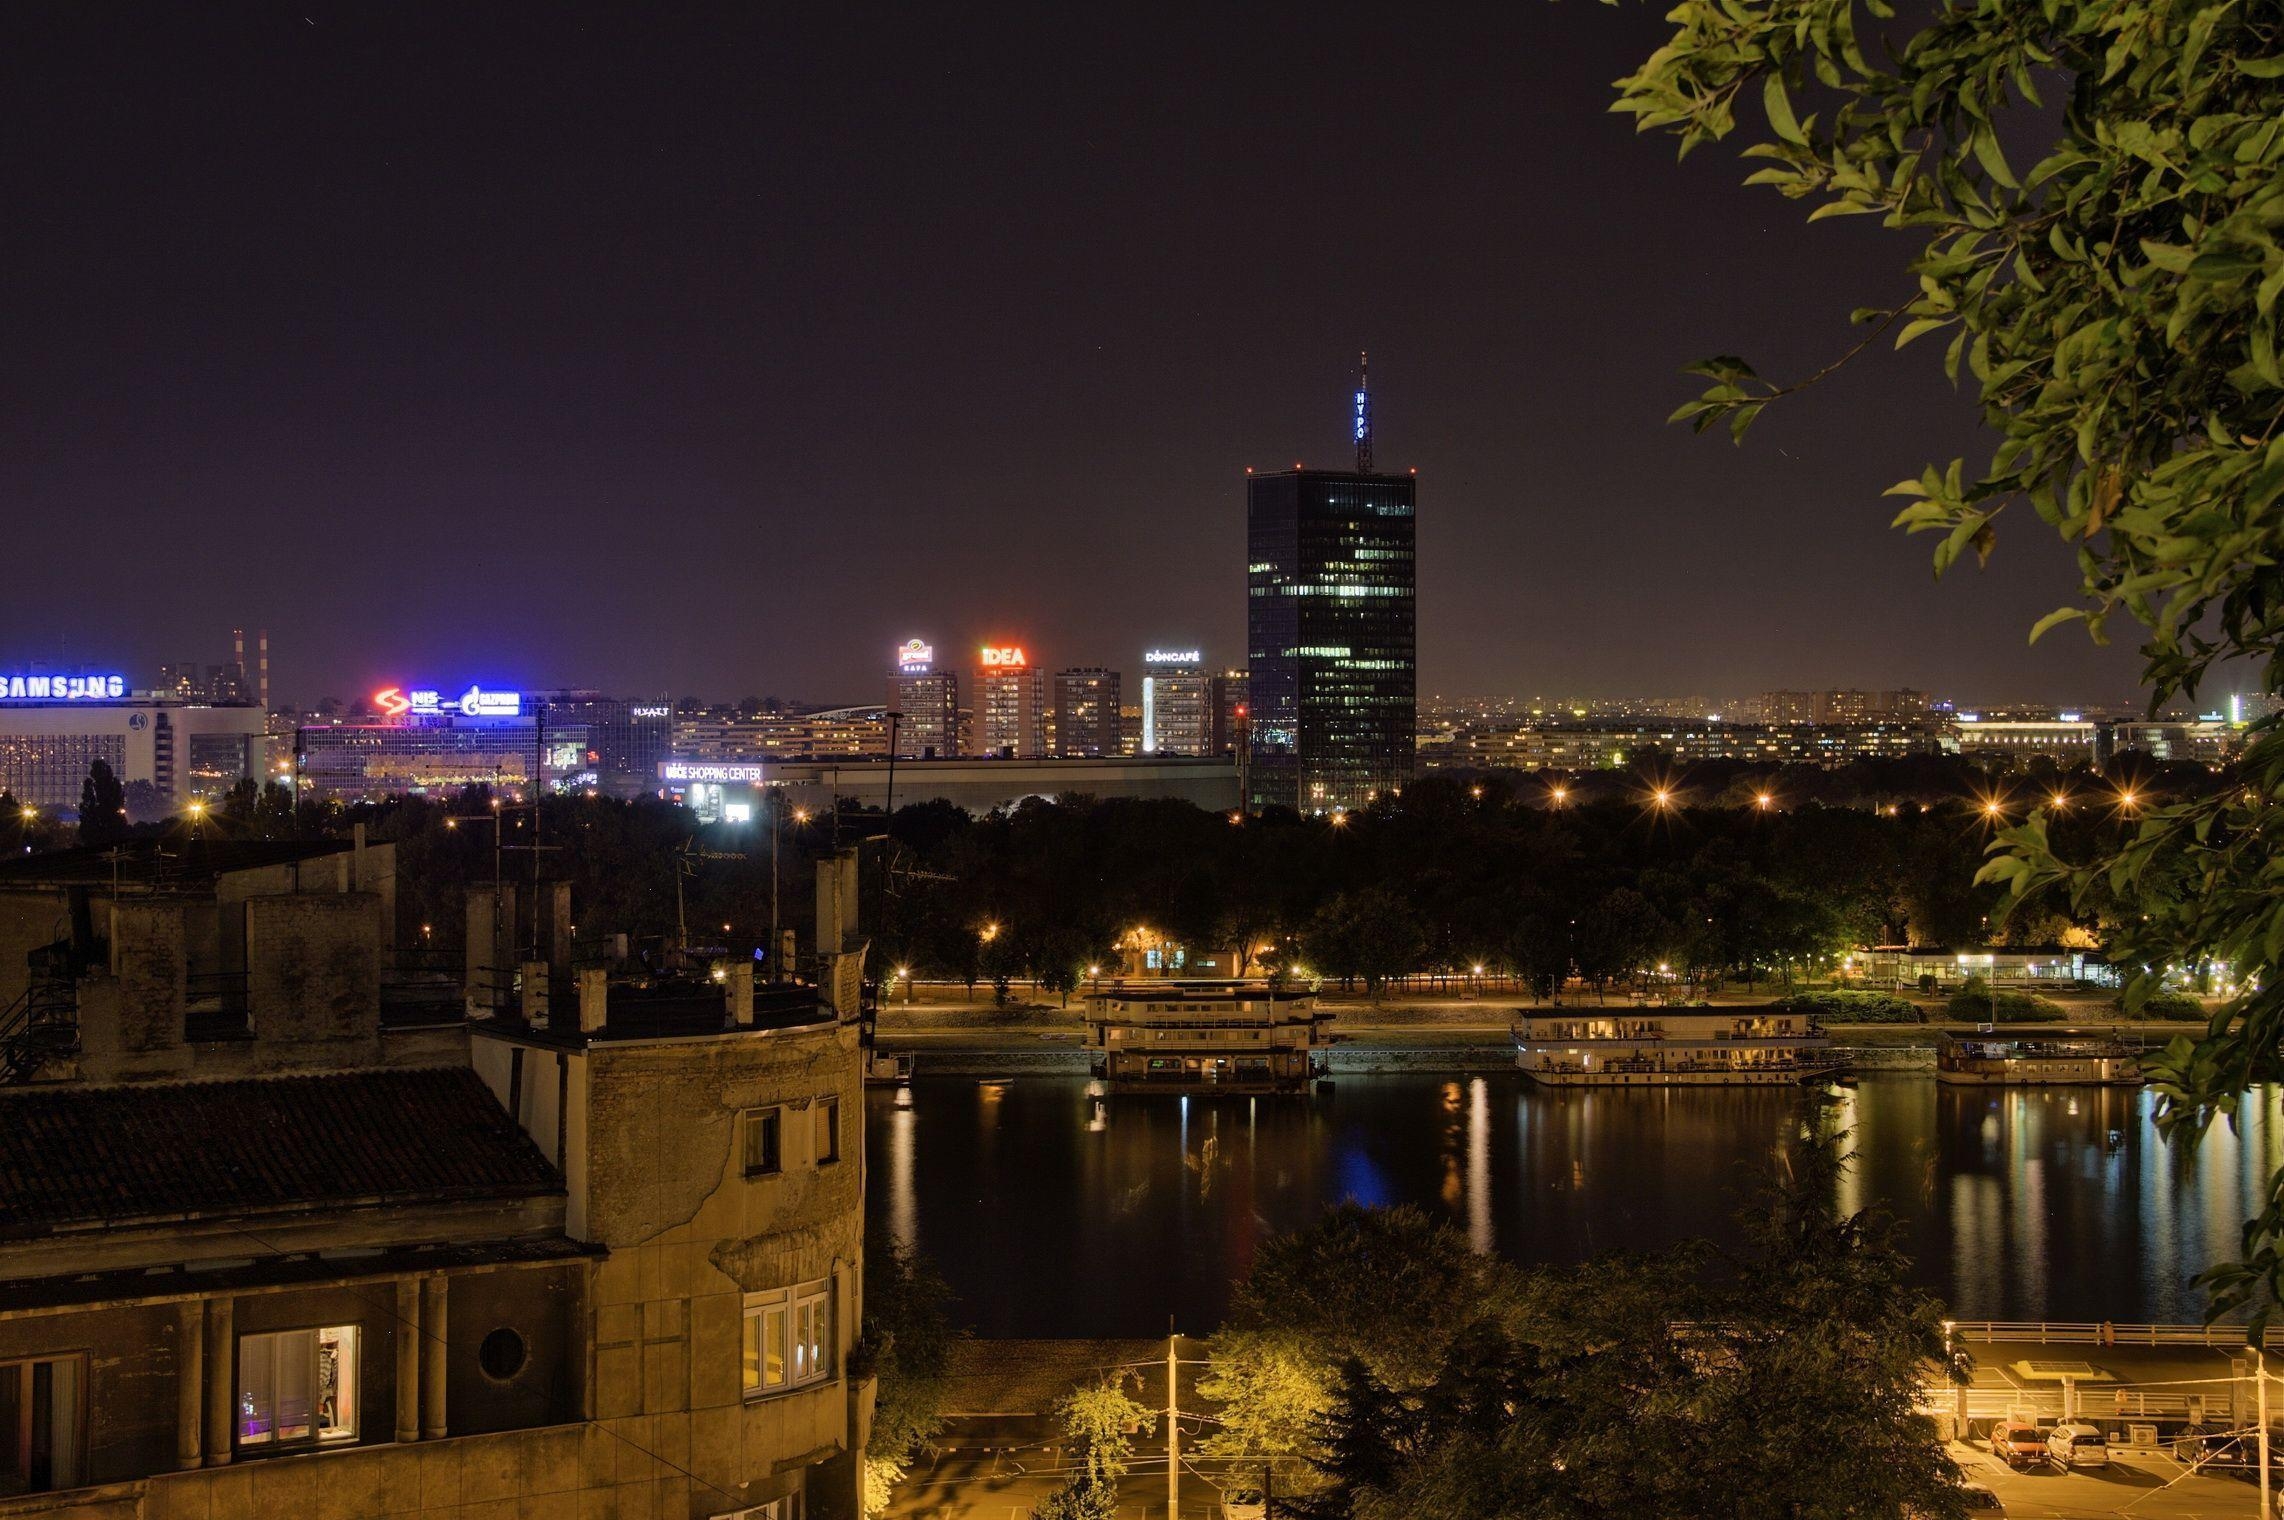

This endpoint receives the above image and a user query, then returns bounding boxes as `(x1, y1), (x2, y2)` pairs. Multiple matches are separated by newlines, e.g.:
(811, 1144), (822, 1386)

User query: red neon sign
(979, 646), (1028, 668)
(373, 687), (411, 717)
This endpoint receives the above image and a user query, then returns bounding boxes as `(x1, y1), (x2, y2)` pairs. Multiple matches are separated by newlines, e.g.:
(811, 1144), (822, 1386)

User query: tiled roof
(0, 1066), (560, 1235)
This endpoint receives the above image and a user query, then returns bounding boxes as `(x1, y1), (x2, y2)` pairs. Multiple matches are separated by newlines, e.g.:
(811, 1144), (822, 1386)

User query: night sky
(1, 5), (2148, 708)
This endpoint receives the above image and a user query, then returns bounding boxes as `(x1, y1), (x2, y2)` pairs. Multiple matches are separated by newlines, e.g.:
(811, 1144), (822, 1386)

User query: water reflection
(866, 1074), (2284, 1338)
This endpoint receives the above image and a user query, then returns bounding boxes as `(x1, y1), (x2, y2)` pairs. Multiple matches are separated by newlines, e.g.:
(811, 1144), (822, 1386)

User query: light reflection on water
(866, 1074), (2284, 1338)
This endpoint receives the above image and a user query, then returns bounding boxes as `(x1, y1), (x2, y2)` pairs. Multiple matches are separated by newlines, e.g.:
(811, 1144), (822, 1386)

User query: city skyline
(1, 7), (2151, 707)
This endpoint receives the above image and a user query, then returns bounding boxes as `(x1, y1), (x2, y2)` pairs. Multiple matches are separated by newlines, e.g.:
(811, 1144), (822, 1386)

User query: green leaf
(1763, 74), (1807, 146)
(1970, 127), (2018, 190)
(2028, 606), (2088, 643)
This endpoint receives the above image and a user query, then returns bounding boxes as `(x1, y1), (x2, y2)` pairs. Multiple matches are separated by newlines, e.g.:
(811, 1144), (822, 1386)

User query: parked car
(1989, 1421), (2048, 1469)
(1220, 1485), (1267, 1520)
(2173, 1432), (2256, 1475)
(2048, 1422), (2112, 1470)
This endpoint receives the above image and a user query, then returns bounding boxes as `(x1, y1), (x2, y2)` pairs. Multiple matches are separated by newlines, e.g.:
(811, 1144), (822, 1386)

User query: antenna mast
(1353, 350), (1373, 474)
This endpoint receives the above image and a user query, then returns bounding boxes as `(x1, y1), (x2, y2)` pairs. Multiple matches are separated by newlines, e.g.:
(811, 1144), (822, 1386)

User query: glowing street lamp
(1755, 792), (1774, 810)
(1549, 786), (1569, 808)
(980, 921), (1001, 943)
(1329, 810), (1349, 829)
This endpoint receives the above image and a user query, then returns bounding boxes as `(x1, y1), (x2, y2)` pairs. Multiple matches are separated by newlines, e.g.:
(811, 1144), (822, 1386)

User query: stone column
(395, 1280), (422, 1443)
(176, 1301), (204, 1470)
(203, 1297), (234, 1466)
(420, 1276), (449, 1439)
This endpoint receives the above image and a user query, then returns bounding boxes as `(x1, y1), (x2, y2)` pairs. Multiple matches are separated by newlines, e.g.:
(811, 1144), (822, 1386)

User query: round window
(478, 1327), (528, 1382)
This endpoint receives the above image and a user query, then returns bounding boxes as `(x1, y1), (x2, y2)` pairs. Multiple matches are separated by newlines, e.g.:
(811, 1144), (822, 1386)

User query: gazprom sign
(1, 673), (127, 701)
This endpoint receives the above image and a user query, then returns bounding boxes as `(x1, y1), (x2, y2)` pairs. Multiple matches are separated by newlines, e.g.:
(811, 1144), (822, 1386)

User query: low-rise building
(0, 836), (875, 1519)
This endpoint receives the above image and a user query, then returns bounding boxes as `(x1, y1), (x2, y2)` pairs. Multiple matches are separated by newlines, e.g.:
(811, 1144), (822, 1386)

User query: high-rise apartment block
(974, 645), (1047, 759)
(1053, 667), (1122, 757)
(889, 638), (960, 759)
(1140, 650), (1208, 756)
(1245, 360), (1416, 813)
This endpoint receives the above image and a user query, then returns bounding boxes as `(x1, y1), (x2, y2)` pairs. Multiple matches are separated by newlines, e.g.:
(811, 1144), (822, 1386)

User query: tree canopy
(1620, 0), (2284, 1324)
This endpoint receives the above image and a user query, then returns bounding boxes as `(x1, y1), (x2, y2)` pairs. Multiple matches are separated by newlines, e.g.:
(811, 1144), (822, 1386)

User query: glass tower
(1246, 467), (1416, 812)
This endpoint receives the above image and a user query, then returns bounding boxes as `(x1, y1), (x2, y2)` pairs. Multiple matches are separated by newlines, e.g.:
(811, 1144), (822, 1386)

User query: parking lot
(1954, 1440), (2278, 1518)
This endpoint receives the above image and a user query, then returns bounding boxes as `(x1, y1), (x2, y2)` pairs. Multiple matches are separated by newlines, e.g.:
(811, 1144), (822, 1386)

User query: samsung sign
(1, 673), (127, 701)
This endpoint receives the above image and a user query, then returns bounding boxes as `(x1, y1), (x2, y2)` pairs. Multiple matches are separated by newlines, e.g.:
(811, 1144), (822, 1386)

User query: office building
(974, 645), (1047, 759)
(657, 754), (1241, 821)
(1761, 688), (1932, 724)
(888, 639), (960, 759)
(0, 669), (266, 811)
(1208, 669), (1249, 757)
(676, 705), (889, 763)
(1053, 668), (1122, 757)
(1139, 649), (1208, 756)
(294, 680), (587, 801)
(1245, 361), (1416, 812)
(534, 691), (674, 796)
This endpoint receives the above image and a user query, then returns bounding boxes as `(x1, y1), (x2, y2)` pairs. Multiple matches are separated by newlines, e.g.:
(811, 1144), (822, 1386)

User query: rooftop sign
(1144, 649), (1201, 665)
(979, 646), (1028, 668)
(0, 673), (126, 701)
(897, 638), (935, 673)
(373, 684), (523, 719)
(660, 760), (769, 782)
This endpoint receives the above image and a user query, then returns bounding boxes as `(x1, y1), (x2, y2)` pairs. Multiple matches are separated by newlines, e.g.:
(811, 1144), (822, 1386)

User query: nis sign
(374, 684), (523, 719)
(0, 672), (126, 701)
(979, 646), (1027, 668)
(896, 638), (934, 674)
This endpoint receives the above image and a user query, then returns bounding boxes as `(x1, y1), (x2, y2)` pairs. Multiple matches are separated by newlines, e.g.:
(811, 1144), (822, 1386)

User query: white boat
(1936, 1027), (2143, 1086)
(1514, 1007), (1841, 1087)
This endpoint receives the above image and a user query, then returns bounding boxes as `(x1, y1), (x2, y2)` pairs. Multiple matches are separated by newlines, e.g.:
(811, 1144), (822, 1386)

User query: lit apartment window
(742, 1107), (782, 1176)
(1, 1355), (86, 1494)
(236, 1326), (358, 1450)
(813, 1098), (840, 1165)
(741, 1280), (834, 1396)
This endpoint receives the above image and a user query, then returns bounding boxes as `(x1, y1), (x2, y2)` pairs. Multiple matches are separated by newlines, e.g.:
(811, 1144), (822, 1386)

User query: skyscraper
(1139, 649), (1208, 756)
(1053, 667), (1122, 757)
(1245, 357), (1416, 813)
(974, 644), (1047, 758)
(889, 638), (960, 758)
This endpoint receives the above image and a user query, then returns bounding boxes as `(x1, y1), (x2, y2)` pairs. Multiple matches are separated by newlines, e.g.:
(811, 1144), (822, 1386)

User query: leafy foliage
(1774, 989), (1921, 1022)
(1620, 0), (2284, 1329)
(76, 758), (127, 844)
(855, 1229), (959, 1511)
(1944, 978), (2066, 1022)
(1213, 1103), (1967, 1520)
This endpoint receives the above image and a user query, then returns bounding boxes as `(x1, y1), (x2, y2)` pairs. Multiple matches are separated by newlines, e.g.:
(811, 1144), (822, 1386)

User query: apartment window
(813, 1098), (840, 1165)
(742, 1107), (782, 1177)
(236, 1326), (358, 1450)
(0, 1355), (85, 1495)
(741, 1280), (833, 1396)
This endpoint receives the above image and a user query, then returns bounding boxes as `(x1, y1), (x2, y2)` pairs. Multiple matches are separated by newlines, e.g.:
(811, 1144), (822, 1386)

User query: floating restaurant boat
(1935, 1026), (2145, 1086)
(1513, 1007), (1841, 1087)
(1084, 978), (1333, 1093)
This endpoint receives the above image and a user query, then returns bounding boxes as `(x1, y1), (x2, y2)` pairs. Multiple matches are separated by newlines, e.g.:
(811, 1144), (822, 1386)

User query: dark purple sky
(1, 5), (2148, 708)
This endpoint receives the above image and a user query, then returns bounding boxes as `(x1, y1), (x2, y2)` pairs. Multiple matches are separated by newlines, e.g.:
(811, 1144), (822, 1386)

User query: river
(864, 1073), (2284, 1337)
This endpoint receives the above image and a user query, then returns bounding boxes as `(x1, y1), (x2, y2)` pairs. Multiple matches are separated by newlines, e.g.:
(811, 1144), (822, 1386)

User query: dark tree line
(33, 754), (2202, 991)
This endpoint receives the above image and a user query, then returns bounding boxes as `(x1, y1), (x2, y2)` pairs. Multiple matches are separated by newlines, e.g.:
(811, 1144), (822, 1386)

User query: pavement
(1952, 1439), (2279, 1519)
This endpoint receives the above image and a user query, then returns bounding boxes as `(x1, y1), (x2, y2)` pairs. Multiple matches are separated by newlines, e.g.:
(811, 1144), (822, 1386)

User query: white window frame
(741, 1279), (833, 1397)
(235, 1324), (359, 1451)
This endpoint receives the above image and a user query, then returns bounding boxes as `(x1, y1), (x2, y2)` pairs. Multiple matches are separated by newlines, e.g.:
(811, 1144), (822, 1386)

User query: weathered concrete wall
(443, 1264), (581, 1439)
(579, 1022), (867, 1518)
(245, 893), (382, 1068)
(77, 903), (193, 1083)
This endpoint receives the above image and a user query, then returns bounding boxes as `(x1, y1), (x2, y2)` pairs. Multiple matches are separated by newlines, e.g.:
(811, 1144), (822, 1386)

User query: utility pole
(769, 788), (781, 983)
(2260, 1346), (2272, 1520)
(1168, 1327), (1180, 1520)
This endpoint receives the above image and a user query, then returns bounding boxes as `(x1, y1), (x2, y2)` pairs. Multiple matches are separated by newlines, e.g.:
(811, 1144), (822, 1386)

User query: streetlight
(1755, 792), (1773, 810)
(1329, 810), (1348, 829)
(980, 921), (1001, 942)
